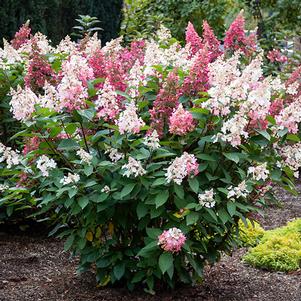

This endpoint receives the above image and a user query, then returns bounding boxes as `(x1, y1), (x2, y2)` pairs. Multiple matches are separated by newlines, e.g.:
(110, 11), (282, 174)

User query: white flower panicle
(0, 143), (21, 168)
(36, 155), (57, 177)
(278, 143), (301, 178)
(122, 157), (146, 178)
(248, 163), (269, 181)
(165, 152), (199, 185)
(60, 173), (80, 186)
(10, 86), (39, 121)
(117, 102), (145, 135)
(198, 189), (216, 208)
(143, 130), (160, 151)
(101, 185), (111, 193)
(105, 147), (124, 162)
(77, 148), (93, 165)
(227, 180), (249, 199)
(0, 184), (9, 192)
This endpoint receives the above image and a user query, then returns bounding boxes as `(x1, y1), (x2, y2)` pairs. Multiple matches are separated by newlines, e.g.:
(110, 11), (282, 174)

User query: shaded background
(0, 0), (123, 45)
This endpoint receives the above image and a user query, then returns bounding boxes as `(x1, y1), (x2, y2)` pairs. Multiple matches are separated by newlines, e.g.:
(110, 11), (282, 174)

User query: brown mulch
(0, 186), (300, 301)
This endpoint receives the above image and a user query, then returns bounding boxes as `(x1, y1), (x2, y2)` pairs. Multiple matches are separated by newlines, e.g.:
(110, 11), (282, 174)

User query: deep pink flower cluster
(24, 43), (57, 91)
(267, 49), (287, 63)
(185, 22), (203, 56)
(224, 13), (256, 55)
(202, 21), (222, 62)
(180, 47), (210, 96)
(150, 72), (179, 137)
(11, 22), (31, 50)
(158, 228), (186, 253)
(169, 104), (195, 135)
(22, 137), (40, 155)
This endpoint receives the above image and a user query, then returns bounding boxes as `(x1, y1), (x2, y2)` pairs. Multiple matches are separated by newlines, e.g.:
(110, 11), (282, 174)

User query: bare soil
(0, 186), (300, 301)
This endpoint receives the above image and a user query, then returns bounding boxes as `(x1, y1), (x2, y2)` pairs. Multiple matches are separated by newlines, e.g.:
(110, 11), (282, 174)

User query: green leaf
(151, 177), (166, 187)
(78, 197), (89, 209)
(113, 262), (125, 280)
(174, 184), (184, 199)
(57, 139), (79, 151)
(196, 154), (216, 162)
(256, 130), (270, 141)
(186, 212), (199, 225)
(136, 202), (148, 219)
(121, 183), (136, 198)
(155, 190), (169, 208)
(223, 152), (240, 163)
(146, 228), (161, 239)
(227, 201), (236, 217)
(287, 134), (300, 142)
(188, 177), (199, 193)
(64, 234), (74, 251)
(218, 208), (231, 223)
(159, 252), (173, 275)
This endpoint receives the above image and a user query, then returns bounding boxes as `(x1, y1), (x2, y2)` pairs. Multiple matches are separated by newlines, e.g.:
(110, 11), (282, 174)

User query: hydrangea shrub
(1, 14), (301, 291)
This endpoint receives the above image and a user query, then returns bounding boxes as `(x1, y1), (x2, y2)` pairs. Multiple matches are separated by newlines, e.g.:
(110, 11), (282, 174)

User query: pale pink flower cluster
(143, 130), (160, 151)
(216, 115), (249, 147)
(95, 80), (120, 120)
(36, 155), (57, 177)
(166, 152), (199, 185)
(57, 54), (94, 111)
(0, 39), (23, 68)
(0, 143), (21, 168)
(105, 147), (124, 162)
(198, 189), (215, 208)
(227, 180), (249, 199)
(278, 143), (301, 178)
(127, 60), (145, 98)
(55, 36), (77, 54)
(169, 104), (195, 136)
(275, 97), (301, 134)
(121, 157), (146, 178)
(10, 86), (39, 121)
(158, 227), (186, 253)
(248, 163), (270, 181)
(76, 148), (93, 165)
(117, 102), (145, 135)
(60, 173), (80, 186)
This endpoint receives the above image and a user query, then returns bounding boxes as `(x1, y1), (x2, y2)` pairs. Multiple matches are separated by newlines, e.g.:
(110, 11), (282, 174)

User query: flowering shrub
(1, 14), (301, 291)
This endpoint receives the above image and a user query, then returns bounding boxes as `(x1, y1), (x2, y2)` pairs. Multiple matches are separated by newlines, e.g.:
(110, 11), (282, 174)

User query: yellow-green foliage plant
(243, 219), (301, 272)
(238, 219), (265, 247)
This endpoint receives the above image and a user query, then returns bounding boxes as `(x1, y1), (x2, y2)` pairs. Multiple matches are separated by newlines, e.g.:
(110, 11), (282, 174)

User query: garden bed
(0, 185), (300, 301)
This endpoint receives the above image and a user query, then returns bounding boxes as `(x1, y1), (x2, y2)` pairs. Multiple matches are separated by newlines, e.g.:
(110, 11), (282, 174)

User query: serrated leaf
(159, 252), (173, 275)
(155, 190), (169, 208)
(78, 197), (89, 209)
(188, 177), (199, 193)
(186, 212), (199, 225)
(113, 262), (125, 280)
(121, 183), (136, 198)
(227, 201), (236, 217)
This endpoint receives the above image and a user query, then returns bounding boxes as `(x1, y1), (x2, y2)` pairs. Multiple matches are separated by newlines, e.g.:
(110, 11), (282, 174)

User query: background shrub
(243, 219), (301, 272)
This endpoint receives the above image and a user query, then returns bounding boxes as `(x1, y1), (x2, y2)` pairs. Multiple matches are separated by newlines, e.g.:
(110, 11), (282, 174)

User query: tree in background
(0, 0), (123, 45)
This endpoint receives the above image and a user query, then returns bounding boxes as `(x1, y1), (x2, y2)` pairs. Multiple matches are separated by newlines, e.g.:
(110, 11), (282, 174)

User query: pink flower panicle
(185, 22), (203, 56)
(22, 137), (40, 155)
(224, 13), (256, 56)
(24, 42), (57, 92)
(158, 227), (186, 253)
(267, 49), (287, 63)
(150, 71), (180, 137)
(180, 47), (210, 96)
(202, 21), (222, 62)
(11, 22), (31, 50)
(169, 104), (195, 135)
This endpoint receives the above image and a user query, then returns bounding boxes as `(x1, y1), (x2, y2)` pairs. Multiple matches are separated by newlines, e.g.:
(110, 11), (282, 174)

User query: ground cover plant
(1, 13), (301, 292)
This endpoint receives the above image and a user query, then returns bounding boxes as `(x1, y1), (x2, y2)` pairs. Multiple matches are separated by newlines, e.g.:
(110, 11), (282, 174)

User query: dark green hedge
(0, 0), (123, 45)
